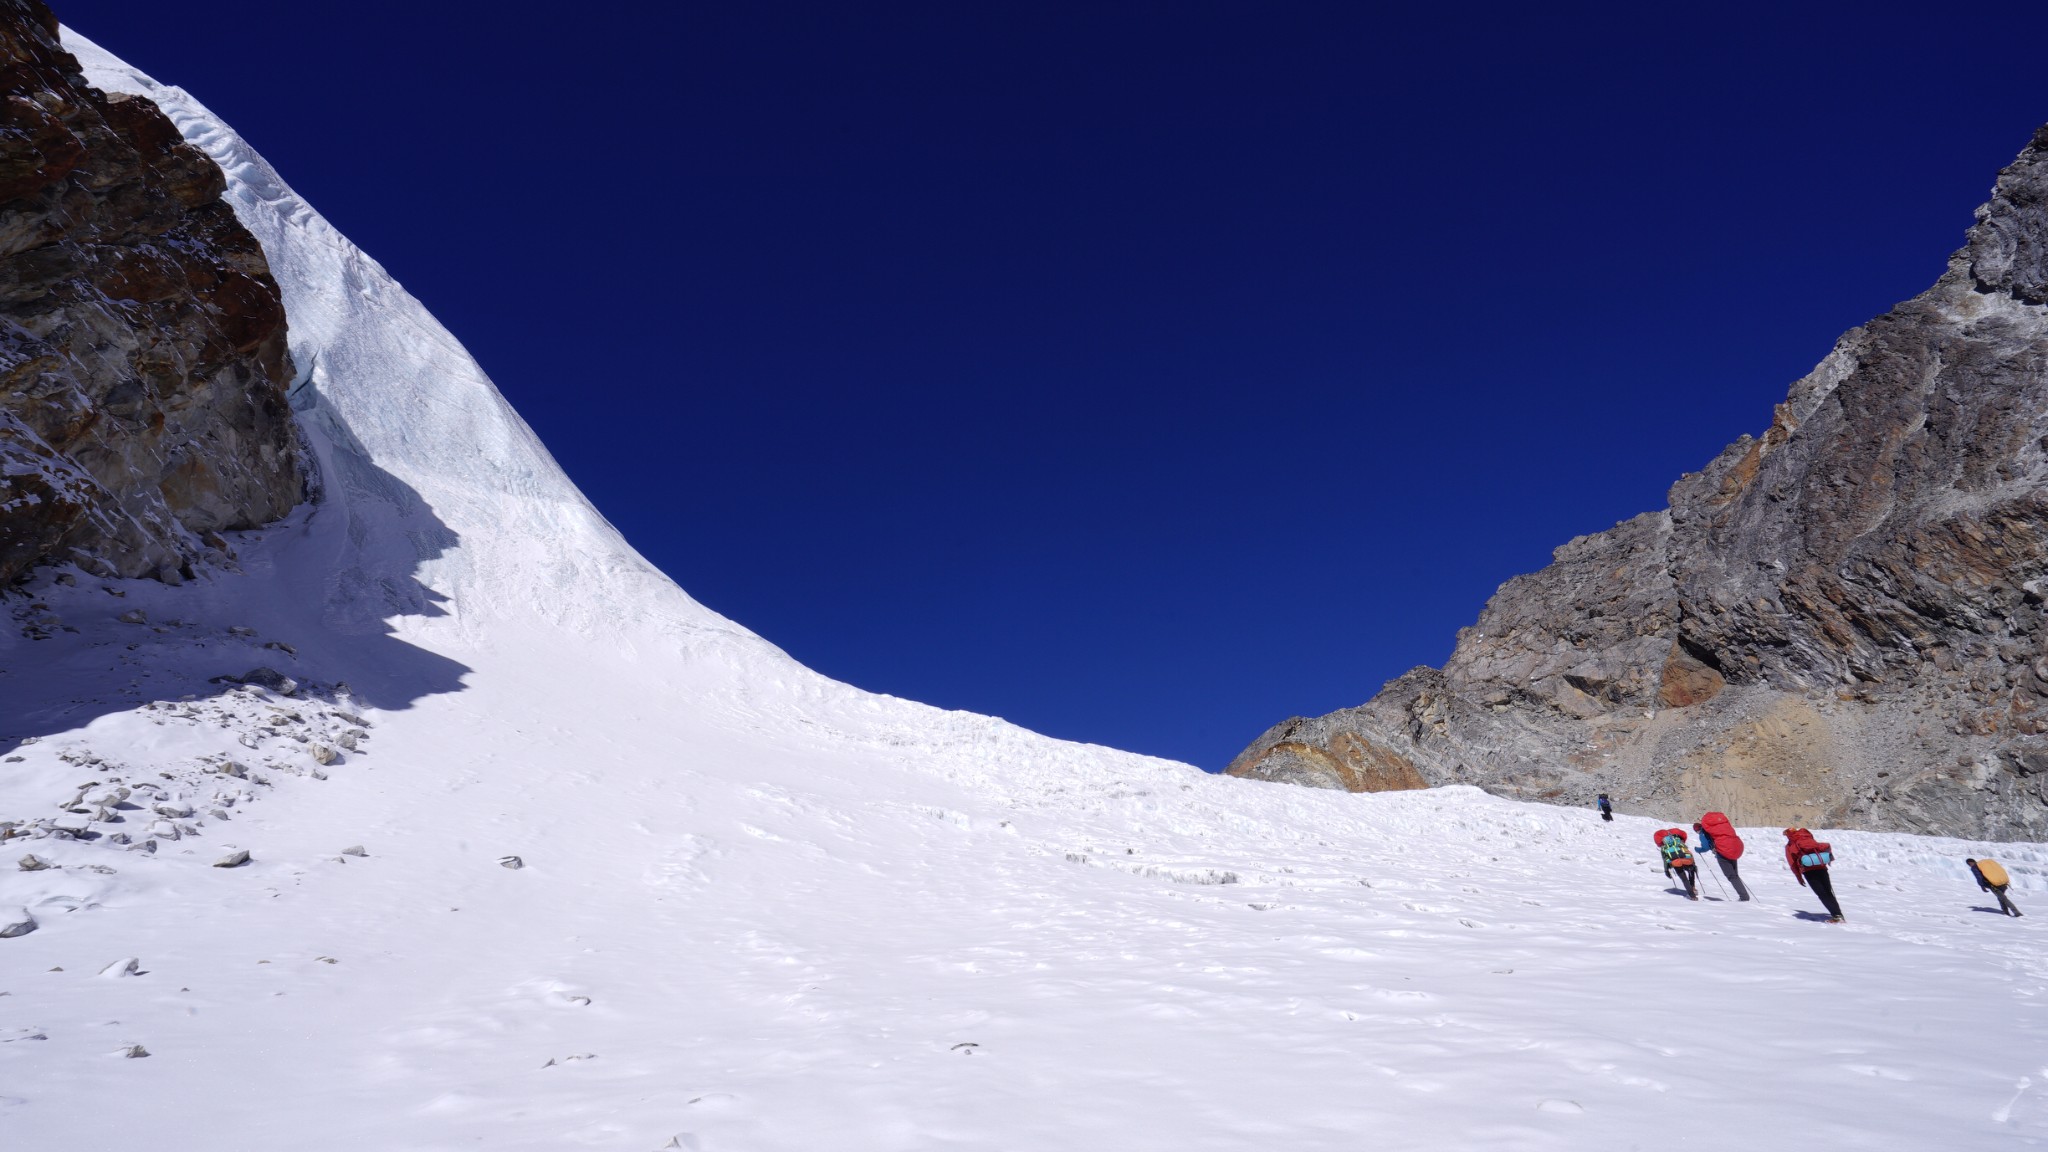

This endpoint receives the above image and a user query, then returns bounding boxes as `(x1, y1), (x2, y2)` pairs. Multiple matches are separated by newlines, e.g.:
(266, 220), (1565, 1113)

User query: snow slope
(1, 29), (2046, 1151)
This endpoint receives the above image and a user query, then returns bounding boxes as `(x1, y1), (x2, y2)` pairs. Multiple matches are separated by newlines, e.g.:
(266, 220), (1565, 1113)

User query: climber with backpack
(1967, 858), (2023, 917)
(1598, 794), (1613, 822)
(1693, 812), (1751, 901)
(1783, 827), (1845, 922)
(1654, 827), (1699, 899)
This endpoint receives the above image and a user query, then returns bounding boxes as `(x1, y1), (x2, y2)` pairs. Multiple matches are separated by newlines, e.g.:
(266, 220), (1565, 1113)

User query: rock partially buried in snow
(214, 850), (251, 868)
(120, 1044), (149, 1058)
(0, 908), (34, 938)
(16, 853), (51, 871)
(309, 744), (337, 765)
(340, 845), (367, 857)
(1537, 1099), (1585, 1115)
(99, 957), (141, 978)
(498, 855), (524, 870)
(217, 667), (298, 696)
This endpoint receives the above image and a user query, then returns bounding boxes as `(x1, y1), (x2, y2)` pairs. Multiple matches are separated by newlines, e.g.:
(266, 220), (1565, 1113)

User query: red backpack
(1653, 828), (1694, 867)
(1785, 828), (1833, 870)
(1699, 812), (1744, 860)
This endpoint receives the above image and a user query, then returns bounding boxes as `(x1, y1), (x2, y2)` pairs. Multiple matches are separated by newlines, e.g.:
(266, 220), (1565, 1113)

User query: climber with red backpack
(1693, 812), (1751, 901)
(1784, 827), (1845, 922)
(1654, 828), (1699, 900)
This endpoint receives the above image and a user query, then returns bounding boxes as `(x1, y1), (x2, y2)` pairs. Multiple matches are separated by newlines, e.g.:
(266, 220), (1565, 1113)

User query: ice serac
(1231, 125), (2048, 841)
(0, 0), (301, 585)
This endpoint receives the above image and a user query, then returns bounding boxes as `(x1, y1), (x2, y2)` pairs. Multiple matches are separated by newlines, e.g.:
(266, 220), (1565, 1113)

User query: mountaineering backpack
(1978, 859), (2011, 888)
(1654, 828), (1693, 868)
(1787, 828), (1833, 869)
(1699, 811), (1745, 859)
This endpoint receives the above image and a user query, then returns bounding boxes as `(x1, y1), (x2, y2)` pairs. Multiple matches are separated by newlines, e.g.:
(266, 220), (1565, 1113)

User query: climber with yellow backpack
(1967, 858), (2023, 917)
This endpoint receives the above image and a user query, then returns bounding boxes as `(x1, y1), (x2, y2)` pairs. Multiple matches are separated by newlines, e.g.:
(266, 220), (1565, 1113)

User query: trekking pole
(1704, 855), (1732, 901)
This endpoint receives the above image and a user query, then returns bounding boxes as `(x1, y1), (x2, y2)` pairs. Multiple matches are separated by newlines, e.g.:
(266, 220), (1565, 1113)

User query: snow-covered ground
(3, 29), (2046, 1151)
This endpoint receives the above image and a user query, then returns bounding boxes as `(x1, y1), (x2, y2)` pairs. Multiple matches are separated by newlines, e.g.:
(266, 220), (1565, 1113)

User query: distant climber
(1654, 827), (1699, 900)
(1694, 813), (1751, 901)
(1967, 858), (2023, 917)
(1783, 828), (1844, 922)
(1597, 794), (1613, 822)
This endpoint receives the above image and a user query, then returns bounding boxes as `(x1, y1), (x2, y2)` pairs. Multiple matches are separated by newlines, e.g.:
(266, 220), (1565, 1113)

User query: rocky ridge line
(1229, 124), (2048, 842)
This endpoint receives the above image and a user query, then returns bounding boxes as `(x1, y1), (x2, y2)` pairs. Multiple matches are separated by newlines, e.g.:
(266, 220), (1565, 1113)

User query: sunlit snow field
(0, 28), (2044, 1152)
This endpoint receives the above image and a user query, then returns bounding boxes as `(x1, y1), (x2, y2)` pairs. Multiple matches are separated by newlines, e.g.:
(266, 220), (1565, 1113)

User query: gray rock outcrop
(0, 0), (302, 586)
(1230, 124), (2048, 841)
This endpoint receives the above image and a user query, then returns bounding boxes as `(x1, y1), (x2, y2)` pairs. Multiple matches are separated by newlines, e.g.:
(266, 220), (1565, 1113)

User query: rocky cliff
(1229, 124), (2048, 841)
(0, 0), (300, 587)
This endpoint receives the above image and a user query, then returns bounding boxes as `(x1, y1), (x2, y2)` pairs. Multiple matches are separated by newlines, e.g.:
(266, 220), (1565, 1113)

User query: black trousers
(1674, 864), (1698, 898)
(1805, 867), (1843, 919)
(1716, 855), (1752, 900)
(1993, 884), (2023, 917)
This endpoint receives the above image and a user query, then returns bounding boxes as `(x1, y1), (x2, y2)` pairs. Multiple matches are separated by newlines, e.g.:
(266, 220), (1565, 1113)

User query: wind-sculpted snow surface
(0, 28), (2044, 1151)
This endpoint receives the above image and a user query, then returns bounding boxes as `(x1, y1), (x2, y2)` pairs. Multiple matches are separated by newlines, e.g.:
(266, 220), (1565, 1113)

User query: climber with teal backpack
(1654, 827), (1699, 900)
(1784, 827), (1845, 922)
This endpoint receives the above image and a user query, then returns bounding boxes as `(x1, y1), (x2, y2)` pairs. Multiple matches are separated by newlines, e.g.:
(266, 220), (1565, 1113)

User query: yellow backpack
(1977, 859), (2011, 887)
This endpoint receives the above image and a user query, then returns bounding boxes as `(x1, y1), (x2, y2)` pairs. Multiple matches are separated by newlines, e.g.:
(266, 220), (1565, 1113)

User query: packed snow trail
(0, 27), (2044, 1151)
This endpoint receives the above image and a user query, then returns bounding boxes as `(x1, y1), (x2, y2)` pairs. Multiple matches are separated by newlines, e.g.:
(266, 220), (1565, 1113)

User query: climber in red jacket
(1784, 827), (1844, 922)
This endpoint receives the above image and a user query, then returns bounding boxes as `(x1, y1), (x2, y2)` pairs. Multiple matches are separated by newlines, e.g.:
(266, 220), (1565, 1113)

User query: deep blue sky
(66, 1), (2048, 768)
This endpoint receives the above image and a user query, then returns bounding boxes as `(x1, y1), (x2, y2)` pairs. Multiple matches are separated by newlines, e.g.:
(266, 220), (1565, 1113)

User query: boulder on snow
(213, 849), (251, 868)
(0, 908), (34, 938)
(213, 667), (298, 695)
(309, 744), (337, 765)
(17, 853), (52, 871)
(498, 855), (524, 870)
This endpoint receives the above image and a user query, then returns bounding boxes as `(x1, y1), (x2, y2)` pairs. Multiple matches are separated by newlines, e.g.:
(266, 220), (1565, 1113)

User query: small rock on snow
(499, 855), (524, 870)
(16, 853), (51, 871)
(341, 845), (367, 857)
(0, 909), (35, 938)
(214, 850), (251, 868)
(116, 609), (146, 624)
(121, 1044), (149, 1058)
(229, 668), (298, 695)
(99, 957), (141, 978)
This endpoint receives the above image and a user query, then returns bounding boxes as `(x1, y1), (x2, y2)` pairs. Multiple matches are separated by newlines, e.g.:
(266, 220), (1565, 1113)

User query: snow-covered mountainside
(3, 30), (2047, 1152)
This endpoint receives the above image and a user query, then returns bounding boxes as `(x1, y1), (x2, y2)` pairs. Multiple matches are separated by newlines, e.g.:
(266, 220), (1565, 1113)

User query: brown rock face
(0, 0), (301, 585)
(1230, 124), (2048, 840)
